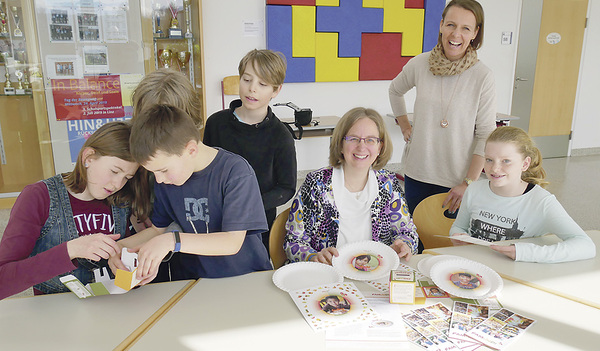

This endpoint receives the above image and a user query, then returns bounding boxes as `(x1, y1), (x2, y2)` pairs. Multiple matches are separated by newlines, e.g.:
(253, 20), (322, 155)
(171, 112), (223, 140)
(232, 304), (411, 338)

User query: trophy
(11, 7), (22, 37)
(183, 0), (192, 38)
(168, 2), (182, 38)
(3, 69), (10, 88)
(153, 4), (163, 38)
(0, 5), (9, 36)
(3, 54), (14, 94)
(22, 71), (30, 91)
(15, 69), (23, 91)
(158, 49), (173, 68)
(177, 51), (190, 70)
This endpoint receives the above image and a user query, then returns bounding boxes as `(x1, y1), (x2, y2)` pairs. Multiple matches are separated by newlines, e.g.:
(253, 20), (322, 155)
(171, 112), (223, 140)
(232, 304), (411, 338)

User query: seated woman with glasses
(284, 107), (419, 265)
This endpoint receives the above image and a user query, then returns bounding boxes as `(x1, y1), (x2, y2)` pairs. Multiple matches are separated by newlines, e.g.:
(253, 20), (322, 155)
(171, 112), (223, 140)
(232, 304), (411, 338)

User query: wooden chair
(269, 207), (291, 270)
(412, 193), (457, 249)
(221, 75), (239, 109)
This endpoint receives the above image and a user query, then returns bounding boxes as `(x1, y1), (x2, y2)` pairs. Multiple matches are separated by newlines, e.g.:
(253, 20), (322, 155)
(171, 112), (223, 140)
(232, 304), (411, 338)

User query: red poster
(52, 75), (125, 120)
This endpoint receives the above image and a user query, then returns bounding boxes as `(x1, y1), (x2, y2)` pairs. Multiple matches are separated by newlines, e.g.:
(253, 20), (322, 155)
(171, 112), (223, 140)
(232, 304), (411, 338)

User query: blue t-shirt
(151, 148), (271, 279)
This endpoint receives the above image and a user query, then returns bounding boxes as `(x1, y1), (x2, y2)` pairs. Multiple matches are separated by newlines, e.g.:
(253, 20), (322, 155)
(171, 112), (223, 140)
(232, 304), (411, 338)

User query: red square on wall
(266, 0), (315, 5)
(359, 33), (413, 81)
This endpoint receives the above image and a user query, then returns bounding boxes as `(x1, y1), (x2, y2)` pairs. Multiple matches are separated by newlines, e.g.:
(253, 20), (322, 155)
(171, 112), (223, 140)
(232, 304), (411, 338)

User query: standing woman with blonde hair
(389, 0), (496, 251)
(284, 107), (418, 265)
(450, 126), (595, 263)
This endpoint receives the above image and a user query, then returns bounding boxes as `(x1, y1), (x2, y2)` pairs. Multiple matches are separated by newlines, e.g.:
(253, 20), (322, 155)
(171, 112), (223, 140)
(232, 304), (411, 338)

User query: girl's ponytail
(486, 126), (549, 188)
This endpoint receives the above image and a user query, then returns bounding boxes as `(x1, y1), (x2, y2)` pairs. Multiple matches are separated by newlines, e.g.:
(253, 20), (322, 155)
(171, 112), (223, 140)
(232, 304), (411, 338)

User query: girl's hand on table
(391, 239), (413, 262)
(311, 247), (339, 265)
(67, 233), (121, 261)
(490, 244), (516, 260)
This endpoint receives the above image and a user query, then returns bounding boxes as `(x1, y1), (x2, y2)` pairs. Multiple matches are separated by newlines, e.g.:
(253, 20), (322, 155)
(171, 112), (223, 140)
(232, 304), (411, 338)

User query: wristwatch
(463, 177), (473, 186)
(173, 230), (181, 252)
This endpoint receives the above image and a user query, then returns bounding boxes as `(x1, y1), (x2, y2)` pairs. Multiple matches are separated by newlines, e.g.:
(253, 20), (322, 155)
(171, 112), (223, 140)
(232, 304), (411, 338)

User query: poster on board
(62, 73), (141, 162)
(51, 75), (124, 120)
(66, 115), (131, 163)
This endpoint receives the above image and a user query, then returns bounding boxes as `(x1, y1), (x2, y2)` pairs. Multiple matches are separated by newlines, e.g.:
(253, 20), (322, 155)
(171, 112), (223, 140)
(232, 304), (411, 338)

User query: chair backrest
(412, 193), (456, 249)
(269, 207), (290, 270)
(221, 75), (239, 109)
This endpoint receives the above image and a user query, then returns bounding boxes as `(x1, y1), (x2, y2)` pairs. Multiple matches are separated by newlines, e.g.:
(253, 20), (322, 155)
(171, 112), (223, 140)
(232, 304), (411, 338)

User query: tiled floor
(541, 155), (600, 230)
(1, 154), (599, 299)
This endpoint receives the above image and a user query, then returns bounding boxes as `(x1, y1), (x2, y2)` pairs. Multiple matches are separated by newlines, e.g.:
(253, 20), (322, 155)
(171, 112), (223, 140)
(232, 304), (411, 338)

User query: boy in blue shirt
(113, 104), (271, 284)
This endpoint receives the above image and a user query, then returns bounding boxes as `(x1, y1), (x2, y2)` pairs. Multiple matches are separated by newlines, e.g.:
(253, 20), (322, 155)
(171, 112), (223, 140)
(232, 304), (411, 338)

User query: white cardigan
(389, 51), (497, 188)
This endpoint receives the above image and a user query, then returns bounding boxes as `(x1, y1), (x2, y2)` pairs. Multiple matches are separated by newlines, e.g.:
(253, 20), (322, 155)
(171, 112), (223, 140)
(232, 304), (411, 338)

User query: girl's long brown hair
(63, 121), (151, 220)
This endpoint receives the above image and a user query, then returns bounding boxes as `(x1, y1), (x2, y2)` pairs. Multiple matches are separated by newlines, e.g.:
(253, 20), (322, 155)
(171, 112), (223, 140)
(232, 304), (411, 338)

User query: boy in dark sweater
(203, 49), (297, 253)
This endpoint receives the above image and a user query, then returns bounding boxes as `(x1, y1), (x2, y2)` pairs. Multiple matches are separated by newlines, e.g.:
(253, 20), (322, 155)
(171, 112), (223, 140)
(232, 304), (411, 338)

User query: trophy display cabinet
(0, 0), (53, 202)
(143, 0), (204, 96)
(0, 0), (206, 205)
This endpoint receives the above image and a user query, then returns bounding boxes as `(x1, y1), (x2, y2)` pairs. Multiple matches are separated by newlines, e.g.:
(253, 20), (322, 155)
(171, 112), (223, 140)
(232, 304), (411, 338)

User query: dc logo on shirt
(184, 198), (209, 222)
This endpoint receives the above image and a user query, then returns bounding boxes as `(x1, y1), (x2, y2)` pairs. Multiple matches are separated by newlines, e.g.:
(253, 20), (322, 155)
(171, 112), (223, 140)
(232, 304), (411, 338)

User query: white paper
(101, 7), (129, 43)
(243, 20), (264, 37)
(441, 235), (493, 247)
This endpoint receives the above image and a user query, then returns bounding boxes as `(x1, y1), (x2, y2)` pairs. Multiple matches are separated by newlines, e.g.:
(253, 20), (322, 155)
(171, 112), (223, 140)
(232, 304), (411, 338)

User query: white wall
(201, 0), (598, 170)
(571, 0), (600, 150)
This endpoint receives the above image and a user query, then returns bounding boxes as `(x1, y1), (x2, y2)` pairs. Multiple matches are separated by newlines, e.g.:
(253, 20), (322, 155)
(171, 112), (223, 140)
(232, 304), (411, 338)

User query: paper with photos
(466, 308), (535, 349)
(449, 302), (489, 348)
(402, 310), (460, 351)
(290, 282), (377, 331)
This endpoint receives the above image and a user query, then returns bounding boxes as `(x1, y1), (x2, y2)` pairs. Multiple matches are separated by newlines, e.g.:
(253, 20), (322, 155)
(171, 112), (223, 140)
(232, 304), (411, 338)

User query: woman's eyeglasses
(343, 136), (381, 146)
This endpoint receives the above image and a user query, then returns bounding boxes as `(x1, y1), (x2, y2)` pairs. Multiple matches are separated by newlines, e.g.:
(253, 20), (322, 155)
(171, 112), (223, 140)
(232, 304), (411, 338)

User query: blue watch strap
(173, 230), (181, 252)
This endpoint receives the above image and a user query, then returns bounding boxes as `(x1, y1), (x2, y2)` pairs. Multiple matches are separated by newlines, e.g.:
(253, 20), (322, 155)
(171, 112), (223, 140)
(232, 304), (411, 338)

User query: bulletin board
(33, 0), (145, 173)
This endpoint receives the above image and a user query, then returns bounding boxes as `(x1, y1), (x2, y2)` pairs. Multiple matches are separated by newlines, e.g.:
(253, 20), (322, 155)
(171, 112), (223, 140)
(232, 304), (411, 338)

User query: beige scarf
(429, 44), (478, 76)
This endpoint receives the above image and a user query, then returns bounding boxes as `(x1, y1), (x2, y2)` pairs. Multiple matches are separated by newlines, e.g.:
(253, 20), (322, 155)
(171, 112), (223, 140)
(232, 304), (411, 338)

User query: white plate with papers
(430, 258), (503, 299)
(332, 241), (399, 281)
(272, 261), (344, 292)
(417, 254), (461, 278)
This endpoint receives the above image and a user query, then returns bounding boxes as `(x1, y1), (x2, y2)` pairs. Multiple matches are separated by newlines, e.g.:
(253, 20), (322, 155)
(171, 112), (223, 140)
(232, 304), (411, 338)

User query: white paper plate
(272, 261), (344, 292)
(332, 241), (400, 281)
(429, 258), (503, 299)
(417, 254), (461, 278)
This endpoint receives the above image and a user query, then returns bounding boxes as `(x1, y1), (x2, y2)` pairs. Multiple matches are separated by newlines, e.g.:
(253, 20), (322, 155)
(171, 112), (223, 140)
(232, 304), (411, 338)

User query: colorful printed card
(60, 267), (127, 298)
(402, 308), (460, 351)
(449, 302), (489, 348)
(466, 308), (536, 349)
(290, 282), (378, 331)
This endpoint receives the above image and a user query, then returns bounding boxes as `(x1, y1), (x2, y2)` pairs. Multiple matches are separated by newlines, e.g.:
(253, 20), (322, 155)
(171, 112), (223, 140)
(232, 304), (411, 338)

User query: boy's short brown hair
(238, 49), (287, 91)
(130, 104), (201, 164)
(132, 69), (203, 130)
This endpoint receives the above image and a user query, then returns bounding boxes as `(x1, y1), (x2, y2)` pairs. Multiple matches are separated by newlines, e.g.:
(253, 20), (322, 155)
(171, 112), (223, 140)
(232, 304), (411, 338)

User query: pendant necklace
(440, 74), (461, 128)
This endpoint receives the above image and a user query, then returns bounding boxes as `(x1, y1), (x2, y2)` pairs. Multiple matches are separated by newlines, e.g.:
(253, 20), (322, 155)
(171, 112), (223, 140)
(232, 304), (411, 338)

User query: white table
(0, 279), (194, 350)
(130, 255), (600, 351)
(424, 230), (600, 309)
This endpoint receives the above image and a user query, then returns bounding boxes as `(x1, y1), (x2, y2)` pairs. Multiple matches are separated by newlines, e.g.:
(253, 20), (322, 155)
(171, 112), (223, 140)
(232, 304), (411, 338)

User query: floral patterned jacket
(284, 167), (418, 262)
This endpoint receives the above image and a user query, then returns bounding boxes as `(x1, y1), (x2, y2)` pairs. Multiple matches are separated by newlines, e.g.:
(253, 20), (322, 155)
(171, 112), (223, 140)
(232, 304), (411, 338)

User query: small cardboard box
(60, 248), (141, 299)
(114, 249), (142, 291)
(389, 269), (416, 304)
